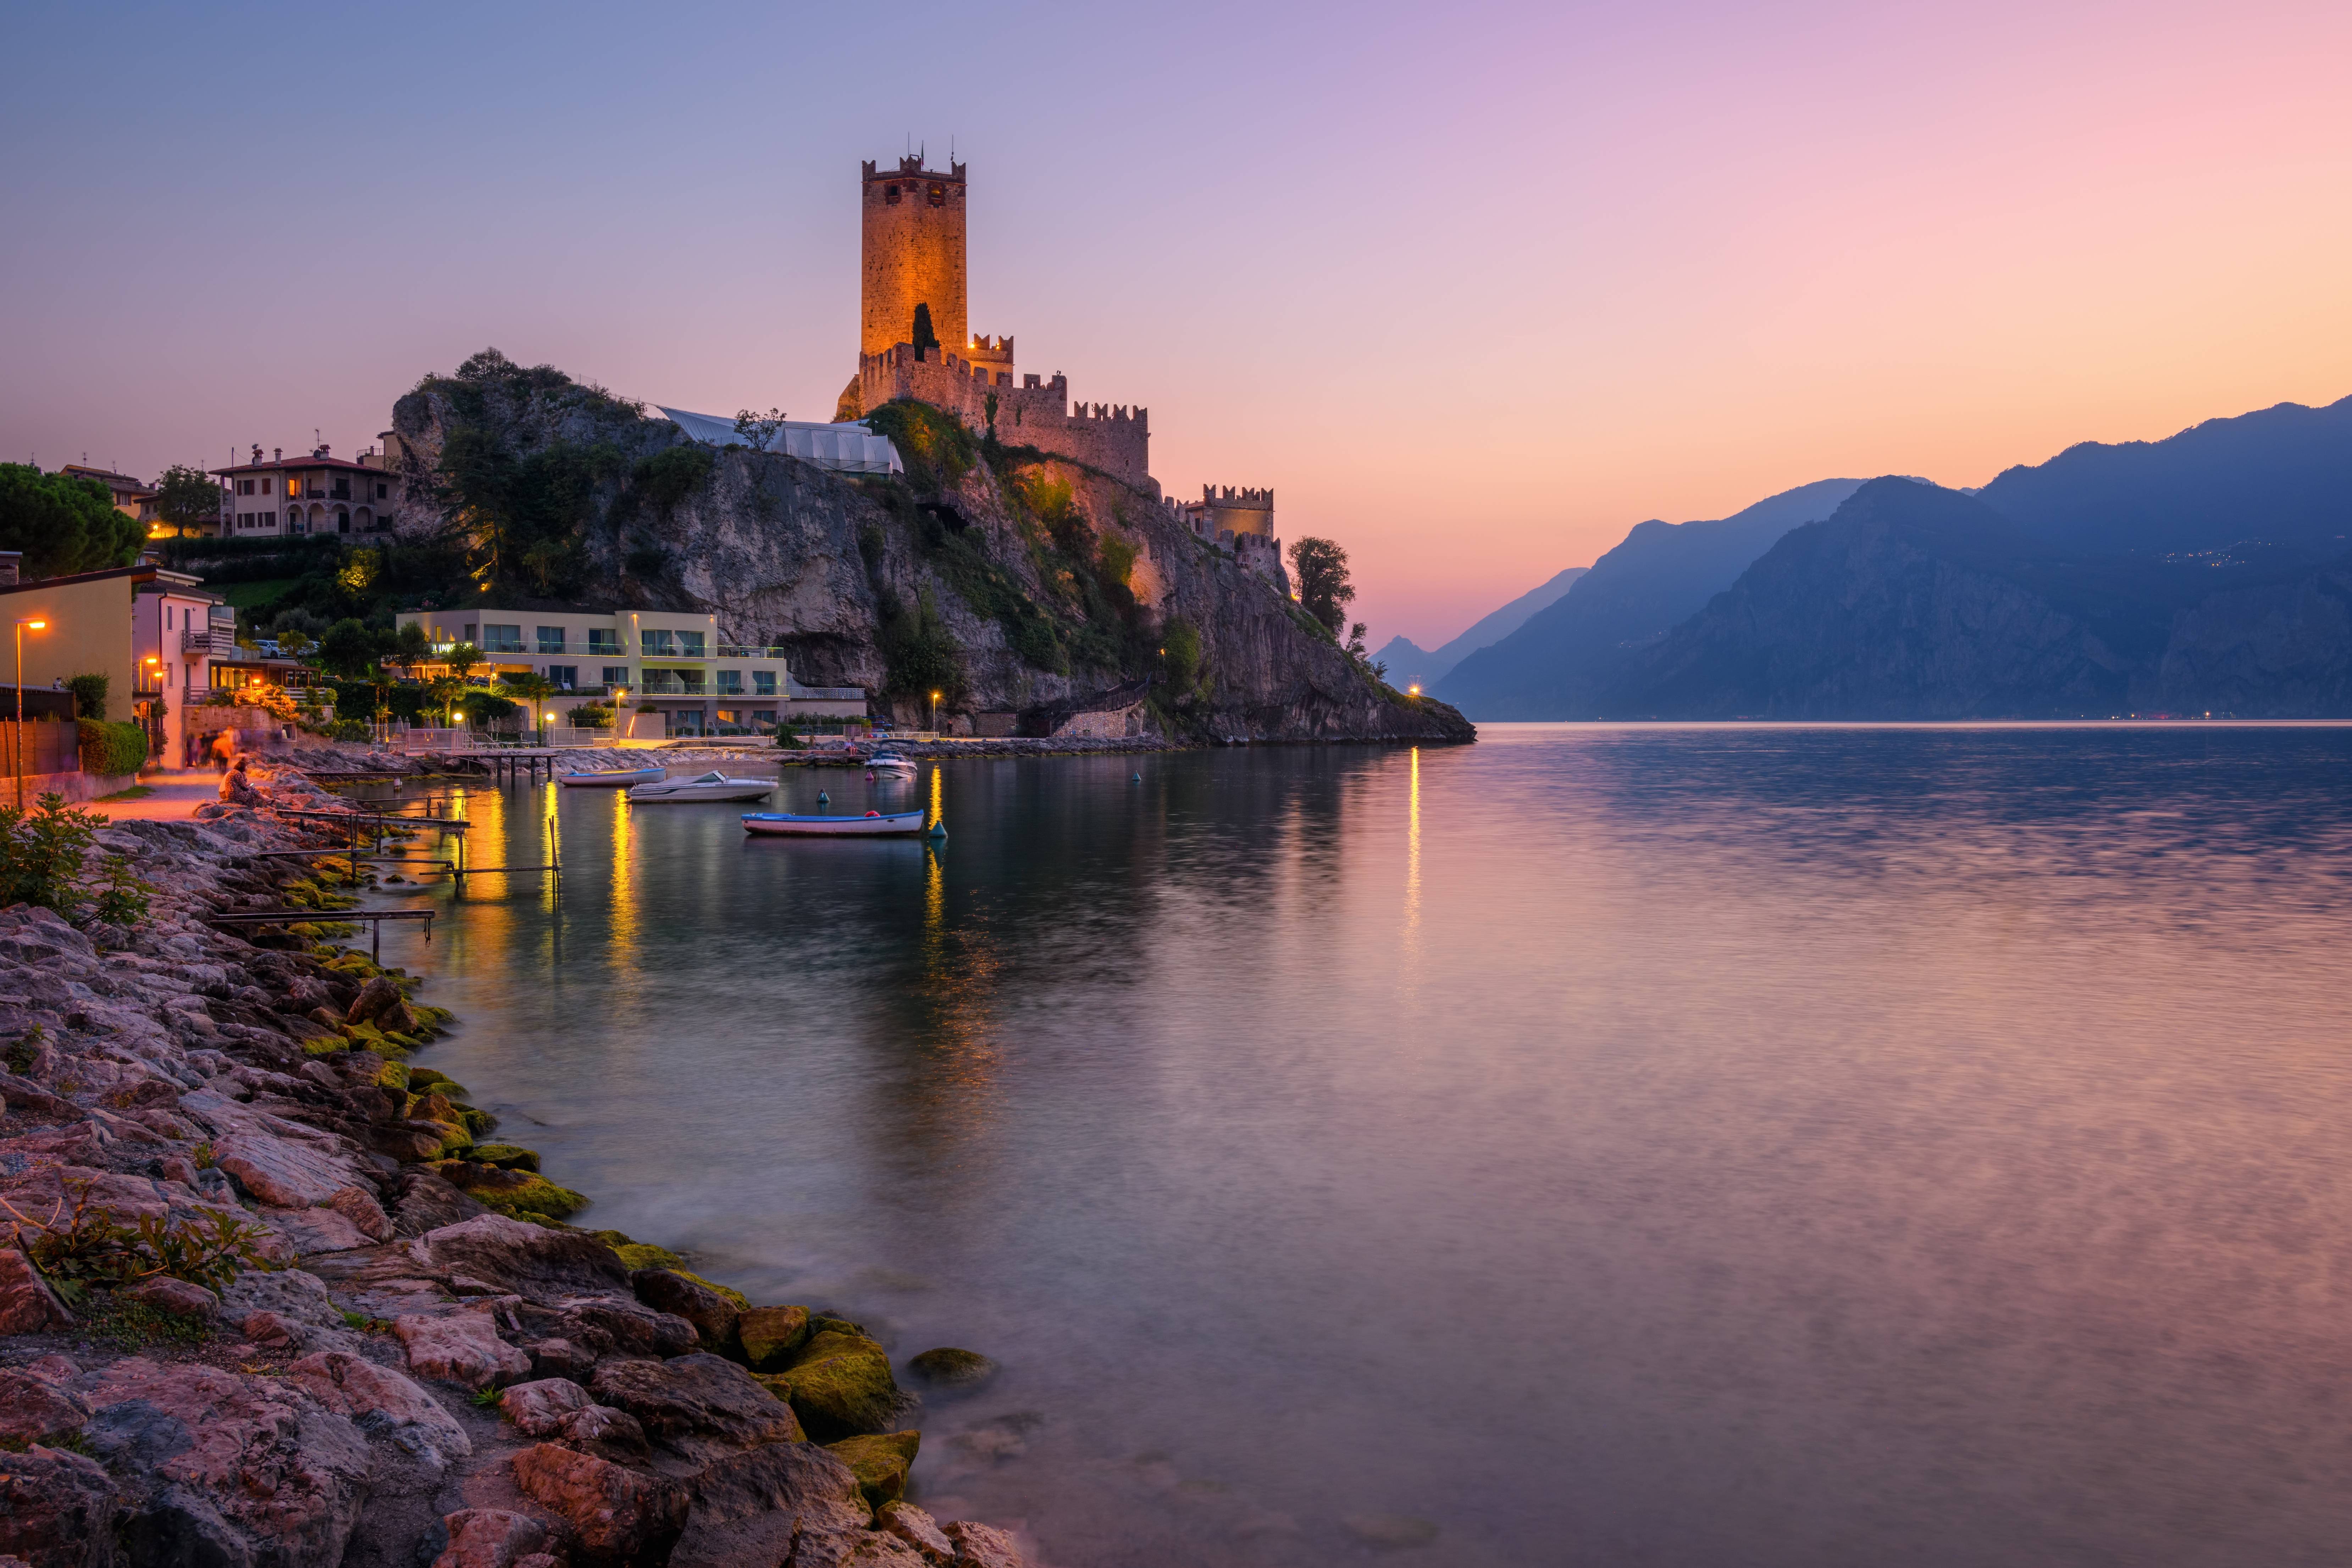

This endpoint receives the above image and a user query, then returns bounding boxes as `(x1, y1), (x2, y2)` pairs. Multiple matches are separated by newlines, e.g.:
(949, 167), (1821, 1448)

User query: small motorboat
(628, 771), (777, 803)
(866, 750), (917, 778)
(742, 810), (941, 838)
(557, 765), (665, 789)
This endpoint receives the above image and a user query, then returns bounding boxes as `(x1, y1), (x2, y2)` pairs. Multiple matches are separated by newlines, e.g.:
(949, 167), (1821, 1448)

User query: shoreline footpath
(0, 759), (1034, 1568)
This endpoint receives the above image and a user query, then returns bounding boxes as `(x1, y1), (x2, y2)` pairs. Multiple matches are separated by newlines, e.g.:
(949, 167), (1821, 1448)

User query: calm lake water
(366, 725), (2352, 1567)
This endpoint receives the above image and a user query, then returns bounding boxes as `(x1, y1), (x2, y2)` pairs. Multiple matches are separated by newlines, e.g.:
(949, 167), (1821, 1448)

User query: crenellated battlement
(859, 343), (1150, 488)
(1203, 484), (1272, 510)
(967, 334), (1014, 364)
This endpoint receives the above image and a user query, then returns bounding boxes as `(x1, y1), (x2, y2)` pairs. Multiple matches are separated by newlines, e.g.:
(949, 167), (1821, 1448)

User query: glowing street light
(13, 618), (47, 810)
(1407, 684), (1421, 698)
(930, 688), (941, 732)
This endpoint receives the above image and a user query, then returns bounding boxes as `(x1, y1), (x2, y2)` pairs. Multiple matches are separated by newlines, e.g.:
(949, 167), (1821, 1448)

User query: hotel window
(676, 630), (706, 657)
(641, 629), (676, 656)
(546, 666), (578, 690)
(754, 670), (776, 696)
(716, 670), (743, 694)
(602, 666), (630, 688)
(481, 624), (524, 653)
(751, 709), (778, 731)
(587, 629), (620, 654)
(537, 627), (567, 653)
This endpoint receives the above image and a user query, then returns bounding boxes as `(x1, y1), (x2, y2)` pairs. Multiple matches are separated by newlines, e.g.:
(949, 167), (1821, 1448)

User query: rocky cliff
(387, 353), (1469, 744)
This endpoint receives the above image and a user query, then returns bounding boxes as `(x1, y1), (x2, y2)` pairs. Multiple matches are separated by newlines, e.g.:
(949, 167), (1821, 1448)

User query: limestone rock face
(389, 366), (1471, 743)
(511, 1441), (688, 1561)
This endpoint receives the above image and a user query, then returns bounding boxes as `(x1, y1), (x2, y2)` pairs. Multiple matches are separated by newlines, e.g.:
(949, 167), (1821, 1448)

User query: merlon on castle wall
(859, 344), (1153, 492)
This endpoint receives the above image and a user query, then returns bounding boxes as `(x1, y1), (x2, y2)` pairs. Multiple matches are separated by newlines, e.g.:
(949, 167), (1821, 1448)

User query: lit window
(928, 183), (944, 207)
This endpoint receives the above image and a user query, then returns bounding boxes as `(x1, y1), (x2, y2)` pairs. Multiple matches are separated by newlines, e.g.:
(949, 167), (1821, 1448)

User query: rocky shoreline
(0, 760), (1032, 1567)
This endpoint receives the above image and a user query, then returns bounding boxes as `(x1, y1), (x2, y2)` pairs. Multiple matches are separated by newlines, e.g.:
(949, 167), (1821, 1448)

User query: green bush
(76, 719), (148, 777)
(65, 674), (109, 721)
(0, 793), (103, 915)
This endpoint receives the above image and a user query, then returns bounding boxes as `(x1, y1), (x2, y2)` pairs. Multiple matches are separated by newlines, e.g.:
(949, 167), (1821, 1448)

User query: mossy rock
(825, 1431), (919, 1508)
(906, 1347), (997, 1390)
(738, 1305), (811, 1370)
(407, 1090), (465, 1127)
(605, 1239), (687, 1274)
(782, 1330), (902, 1439)
(300, 1037), (349, 1057)
(380, 1032), (420, 1052)
(433, 1162), (587, 1221)
(459, 1106), (499, 1137)
(468, 1143), (541, 1172)
(374, 1060), (412, 1092)
(408, 1068), (465, 1095)
(809, 1314), (867, 1338)
(667, 1268), (750, 1313)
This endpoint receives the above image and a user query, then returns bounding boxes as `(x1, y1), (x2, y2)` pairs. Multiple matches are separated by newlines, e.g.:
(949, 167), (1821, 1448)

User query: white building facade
(394, 605), (865, 738)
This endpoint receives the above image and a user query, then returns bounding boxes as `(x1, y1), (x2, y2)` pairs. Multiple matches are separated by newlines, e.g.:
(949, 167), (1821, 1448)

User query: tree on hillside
(911, 304), (941, 360)
(314, 618), (387, 680)
(732, 407), (787, 451)
(393, 621), (434, 670)
(443, 643), (483, 682)
(1288, 537), (1357, 639)
(152, 465), (223, 538)
(0, 465), (142, 577)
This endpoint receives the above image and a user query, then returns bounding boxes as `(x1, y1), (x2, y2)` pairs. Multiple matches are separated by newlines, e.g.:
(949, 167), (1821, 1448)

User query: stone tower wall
(861, 156), (967, 359)
(859, 345), (1152, 491)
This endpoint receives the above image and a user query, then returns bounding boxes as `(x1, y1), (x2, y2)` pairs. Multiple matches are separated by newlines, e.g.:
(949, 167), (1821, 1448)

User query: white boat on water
(866, 750), (917, 777)
(627, 771), (776, 803)
(741, 809), (940, 838)
(557, 765), (665, 788)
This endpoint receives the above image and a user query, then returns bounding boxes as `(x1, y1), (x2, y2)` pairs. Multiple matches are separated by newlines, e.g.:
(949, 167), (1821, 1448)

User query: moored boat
(865, 750), (918, 777)
(557, 765), (665, 788)
(627, 771), (777, 803)
(741, 809), (941, 837)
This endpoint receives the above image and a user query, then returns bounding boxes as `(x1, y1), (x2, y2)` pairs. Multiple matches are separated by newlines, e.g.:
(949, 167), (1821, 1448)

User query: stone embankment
(395, 736), (1173, 775)
(0, 760), (1032, 1567)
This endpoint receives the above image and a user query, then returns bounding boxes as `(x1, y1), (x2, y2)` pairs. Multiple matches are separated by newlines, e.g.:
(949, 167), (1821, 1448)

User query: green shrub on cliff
(878, 587), (969, 709)
(864, 400), (975, 492)
(0, 794), (103, 916)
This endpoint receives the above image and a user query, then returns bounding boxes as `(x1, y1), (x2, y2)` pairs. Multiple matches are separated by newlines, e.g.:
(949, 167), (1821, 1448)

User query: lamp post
(13, 618), (47, 811)
(930, 689), (940, 733)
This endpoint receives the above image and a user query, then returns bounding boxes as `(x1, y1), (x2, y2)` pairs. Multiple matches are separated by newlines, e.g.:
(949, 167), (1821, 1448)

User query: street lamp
(13, 618), (46, 811)
(930, 689), (940, 732)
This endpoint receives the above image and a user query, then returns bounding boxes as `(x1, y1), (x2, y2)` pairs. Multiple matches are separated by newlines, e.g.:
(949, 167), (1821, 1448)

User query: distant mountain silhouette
(1977, 395), (2352, 557)
(1590, 477), (2352, 717)
(1435, 478), (1864, 718)
(1374, 566), (1588, 687)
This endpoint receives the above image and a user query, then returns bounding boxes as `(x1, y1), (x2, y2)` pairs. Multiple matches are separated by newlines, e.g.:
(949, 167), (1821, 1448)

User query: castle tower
(861, 155), (967, 360)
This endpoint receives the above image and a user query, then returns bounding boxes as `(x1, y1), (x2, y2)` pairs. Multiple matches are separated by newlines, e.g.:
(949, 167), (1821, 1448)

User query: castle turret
(861, 155), (967, 361)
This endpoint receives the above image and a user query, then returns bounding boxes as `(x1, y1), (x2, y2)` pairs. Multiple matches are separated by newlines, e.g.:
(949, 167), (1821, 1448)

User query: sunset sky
(6, 0), (2350, 648)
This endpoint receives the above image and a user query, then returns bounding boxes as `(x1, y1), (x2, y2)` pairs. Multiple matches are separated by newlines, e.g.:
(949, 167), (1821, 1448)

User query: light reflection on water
(364, 727), (2352, 1567)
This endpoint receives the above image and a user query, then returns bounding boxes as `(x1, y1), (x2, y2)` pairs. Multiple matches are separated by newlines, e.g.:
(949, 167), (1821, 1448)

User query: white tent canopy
(658, 408), (903, 476)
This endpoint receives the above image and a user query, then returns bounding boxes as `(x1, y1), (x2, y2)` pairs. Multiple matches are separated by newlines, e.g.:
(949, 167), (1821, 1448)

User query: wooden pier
(204, 907), (435, 959)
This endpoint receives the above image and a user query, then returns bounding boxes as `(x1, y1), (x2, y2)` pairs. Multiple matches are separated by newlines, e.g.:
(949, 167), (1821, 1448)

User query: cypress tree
(912, 304), (940, 360)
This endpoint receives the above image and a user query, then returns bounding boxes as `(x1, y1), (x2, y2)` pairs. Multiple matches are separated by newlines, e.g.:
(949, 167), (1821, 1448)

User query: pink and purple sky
(5, 0), (2350, 649)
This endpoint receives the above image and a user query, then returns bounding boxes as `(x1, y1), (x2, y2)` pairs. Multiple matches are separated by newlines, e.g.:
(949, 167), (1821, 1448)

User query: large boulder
(587, 1353), (803, 1455)
(511, 1442), (687, 1562)
(737, 1304), (810, 1370)
(391, 1167), (489, 1235)
(414, 1214), (629, 1299)
(825, 1430), (919, 1507)
(905, 1347), (996, 1392)
(514, 1294), (697, 1360)
(631, 1269), (740, 1356)
(778, 1329), (904, 1440)
(876, 1500), (954, 1562)
(395, 1304), (533, 1388)
(79, 1357), (373, 1568)
(0, 1370), (89, 1449)
(942, 1521), (1029, 1568)
(431, 1508), (550, 1568)
(669, 1441), (873, 1568)
(497, 1376), (592, 1437)
(0, 1446), (117, 1568)
(0, 1250), (71, 1334)
(287, 1349), (473, 1472)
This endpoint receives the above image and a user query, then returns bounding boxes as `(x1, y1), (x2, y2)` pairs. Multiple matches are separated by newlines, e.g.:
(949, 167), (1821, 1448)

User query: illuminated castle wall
(860, 156), (966, 360)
